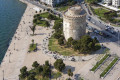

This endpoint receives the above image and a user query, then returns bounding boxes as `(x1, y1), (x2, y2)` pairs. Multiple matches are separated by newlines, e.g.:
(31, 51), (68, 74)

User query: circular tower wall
(63, 5), (86, 40)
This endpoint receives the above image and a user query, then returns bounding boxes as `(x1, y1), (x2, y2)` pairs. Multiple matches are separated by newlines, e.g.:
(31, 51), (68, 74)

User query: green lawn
(37, 20), (49, 27)
(100, 57), (118, 78)
(40, 12), (50, 18)
(93, 8), (109, 18)
(91, 54), (109, 72)
(57, 6), (69, 11)
(48, 37), (78, 56)
(34, 19), (49, 27)
(40, 12), (59, 20)
(29, 44), (37, 52)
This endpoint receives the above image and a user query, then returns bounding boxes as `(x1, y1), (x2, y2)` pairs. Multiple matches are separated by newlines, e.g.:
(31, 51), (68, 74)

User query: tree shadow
(62, 65), (75, 74)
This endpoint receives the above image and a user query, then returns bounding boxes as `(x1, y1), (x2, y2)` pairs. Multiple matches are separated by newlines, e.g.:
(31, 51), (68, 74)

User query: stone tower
(63, 5), (86, 40)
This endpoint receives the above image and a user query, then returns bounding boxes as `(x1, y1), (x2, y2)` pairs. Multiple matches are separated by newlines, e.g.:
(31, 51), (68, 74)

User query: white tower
(63, 5), (86, 40)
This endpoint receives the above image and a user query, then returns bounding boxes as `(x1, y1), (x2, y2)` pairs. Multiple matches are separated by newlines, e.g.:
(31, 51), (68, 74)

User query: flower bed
(91, 54), (109, 72)
(100, 57), (119, 78)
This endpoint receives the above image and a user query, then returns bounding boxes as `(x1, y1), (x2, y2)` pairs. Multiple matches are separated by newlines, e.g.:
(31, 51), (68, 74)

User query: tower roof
(64, 5), (86, 17)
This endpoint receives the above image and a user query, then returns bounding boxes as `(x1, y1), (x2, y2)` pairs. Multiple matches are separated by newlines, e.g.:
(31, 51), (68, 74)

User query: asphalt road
(81, 3), (120, 45)
(26, 0), (63, 16)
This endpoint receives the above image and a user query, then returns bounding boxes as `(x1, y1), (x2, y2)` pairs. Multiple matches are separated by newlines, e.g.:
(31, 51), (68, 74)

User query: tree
(79, 35), (93, 53)
(54, 59), (65, 72)
(67, 69), (73, 78)
(19, 66), (28, 79)
(30, 25), (36, 35)
(45, 60), (50, 67)
(32, 39), (34, 47)
(43, 9), (45, 11)
(36, 65), (43, 74)
(45, 21), (50, 28)
(50, 10), (53, 13)
(32, 61), (39, 68)
(27, 74), (36, 80)
(39, 10), (42, 13)
(66, 78), (72, 80)
(93, 37), (99, 43)
(48, 14), (53, 20)
(71, 40), (77, 45)
(53, 22), (62, 30)
(42, 65), (51, 77)
(58, 36), (64, 45)
(53, 32), (62, 39)
(47, 8), (50, 12)
(67, 37), (73, 47)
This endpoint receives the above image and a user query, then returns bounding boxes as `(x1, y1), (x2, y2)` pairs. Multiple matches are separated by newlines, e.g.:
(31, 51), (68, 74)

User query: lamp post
(0, 60), (1, 67)
(118, 31), (119, 46)
(49, 58), (51, 80)
(3, 70), (4, 80)
(9, 53), (11, 63)
(14, 43), (15, 50)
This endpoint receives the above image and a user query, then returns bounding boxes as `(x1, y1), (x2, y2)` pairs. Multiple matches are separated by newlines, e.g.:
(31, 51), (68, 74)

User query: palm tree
(29, 25), (36, 35)
(32, 39), (34, 45)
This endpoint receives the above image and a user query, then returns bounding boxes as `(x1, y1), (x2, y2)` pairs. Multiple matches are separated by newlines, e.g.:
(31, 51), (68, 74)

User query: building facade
(103, 0), (112, 5)
(103, 0), (120, 7)
(112, 0), (120, 7)
(40, 0), (65, 7)
(63, 5), (86, 40)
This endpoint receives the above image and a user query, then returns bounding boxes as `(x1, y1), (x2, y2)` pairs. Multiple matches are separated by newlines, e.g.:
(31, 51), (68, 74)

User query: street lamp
(9, 53), (11, 63)
(0, 60), (1, 67)
(49, 58), (51, 80)
(21, 26), (22, 32)
(118, 30), (119, 47)
(3, 70), (4, 80)
(14, 43), (15, 50)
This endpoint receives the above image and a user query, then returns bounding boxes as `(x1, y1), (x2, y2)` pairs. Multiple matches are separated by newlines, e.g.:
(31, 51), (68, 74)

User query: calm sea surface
(0, 0), (26, 62)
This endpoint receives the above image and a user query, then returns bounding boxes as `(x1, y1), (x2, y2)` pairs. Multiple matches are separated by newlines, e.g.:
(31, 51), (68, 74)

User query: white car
(92, 21), (95, 24)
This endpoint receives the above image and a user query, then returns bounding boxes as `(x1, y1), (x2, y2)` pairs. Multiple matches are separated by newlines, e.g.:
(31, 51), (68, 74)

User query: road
(26, 0), (63, 16)
(81, 2), (120, 45)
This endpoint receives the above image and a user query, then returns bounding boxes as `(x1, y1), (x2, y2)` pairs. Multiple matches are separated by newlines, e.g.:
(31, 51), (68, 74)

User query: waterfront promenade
(0, 0), (37, 80)
(1, 0), (120, 80)
(0, 1), (88, 79)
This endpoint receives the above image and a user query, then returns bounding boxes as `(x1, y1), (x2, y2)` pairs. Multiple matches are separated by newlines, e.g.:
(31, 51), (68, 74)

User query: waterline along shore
(0, 0), (37, 80)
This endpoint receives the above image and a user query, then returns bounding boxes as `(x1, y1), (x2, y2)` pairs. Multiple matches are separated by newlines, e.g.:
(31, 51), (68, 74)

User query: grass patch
(48, 36), (78, 56)
(33, 12), (61, 27)
(57, 6), (69, 11)
(40, 12), (50, 18)
(93, 8), (109, 18)
(40, 12), (59, 20)
(100, 57), (118, 78)
(91, 54), (109, 71)
(34, 19), (49, 27)
(29, 44), (37, 52)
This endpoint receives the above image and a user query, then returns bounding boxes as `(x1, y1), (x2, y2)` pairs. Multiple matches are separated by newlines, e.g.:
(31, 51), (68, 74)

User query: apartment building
(112, 0), (120, 7)
(40, 0), (65, 7)
(103, 0), (120, 7)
